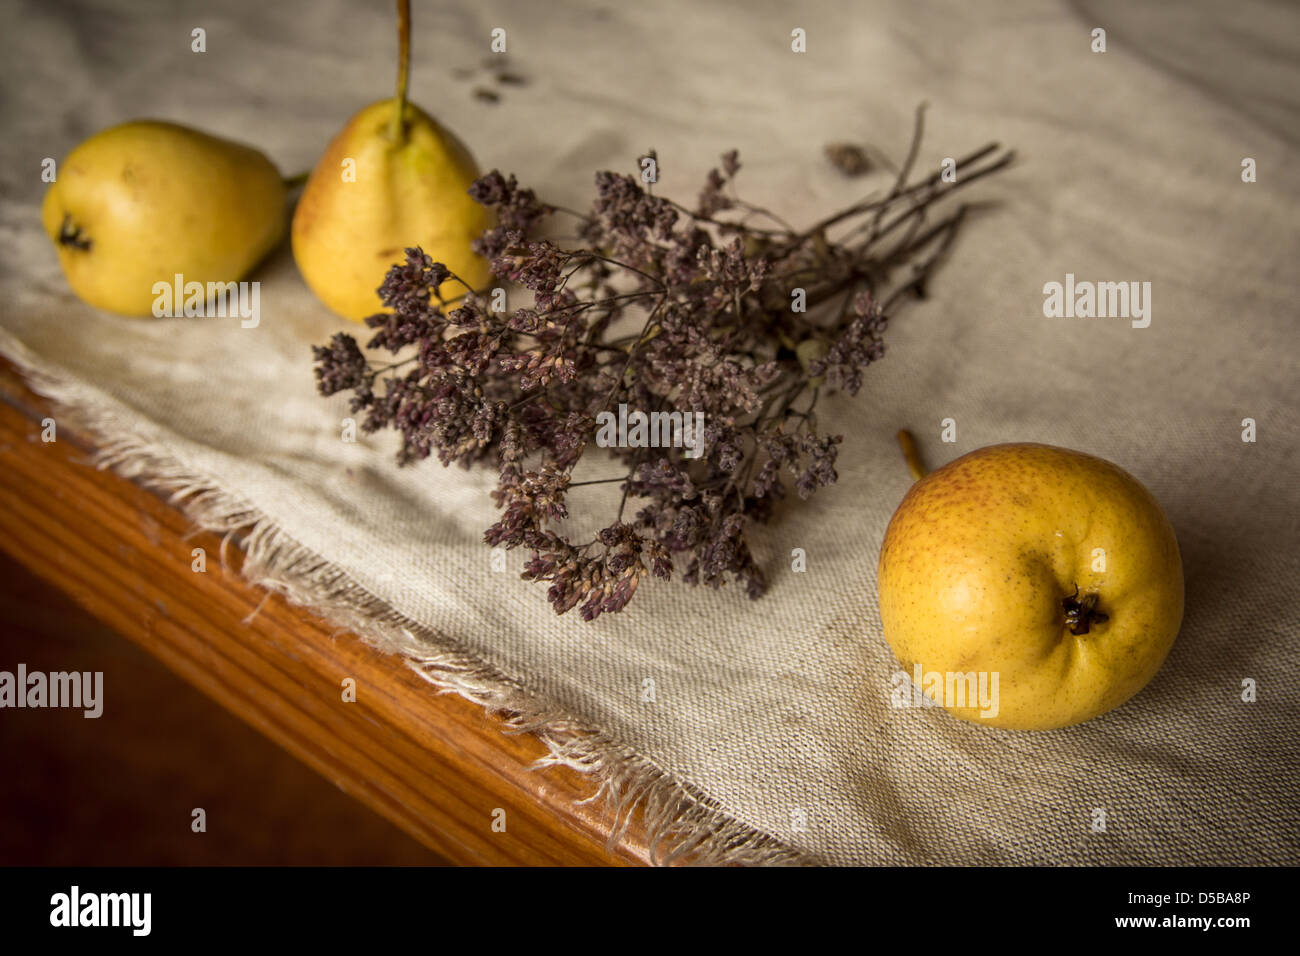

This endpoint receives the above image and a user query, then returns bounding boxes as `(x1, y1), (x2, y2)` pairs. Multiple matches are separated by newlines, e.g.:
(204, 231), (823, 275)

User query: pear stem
(390, 0), (411, 144)
(896, 429), (928, 482)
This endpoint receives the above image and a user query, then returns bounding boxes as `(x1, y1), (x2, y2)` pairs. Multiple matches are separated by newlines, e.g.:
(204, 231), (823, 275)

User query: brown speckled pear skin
(41, 121), (287, 317)
(877, 443), (1184, 730)
(291, 99), (492, 321)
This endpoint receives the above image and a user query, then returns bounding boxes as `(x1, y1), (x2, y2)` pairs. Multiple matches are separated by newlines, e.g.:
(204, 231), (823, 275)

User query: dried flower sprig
(314, 107), (1013, 619)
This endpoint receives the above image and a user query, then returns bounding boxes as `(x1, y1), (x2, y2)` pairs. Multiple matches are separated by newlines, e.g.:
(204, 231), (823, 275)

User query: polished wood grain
(0, 358), (649, 866)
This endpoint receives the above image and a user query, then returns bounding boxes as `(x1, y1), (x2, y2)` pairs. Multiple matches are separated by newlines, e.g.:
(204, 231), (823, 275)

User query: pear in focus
(877, 442), (1184, 730)
(291, 99), (491, 321)
(291, 0), (491, 322)
(42, 121), (287, 317)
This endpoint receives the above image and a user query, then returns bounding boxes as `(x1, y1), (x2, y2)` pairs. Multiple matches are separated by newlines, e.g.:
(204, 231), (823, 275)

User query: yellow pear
(877, 442), (1184, 730)
(42, 121), (287, 317)
(291, 100), (491, 321)
(291, 1), (491, 321)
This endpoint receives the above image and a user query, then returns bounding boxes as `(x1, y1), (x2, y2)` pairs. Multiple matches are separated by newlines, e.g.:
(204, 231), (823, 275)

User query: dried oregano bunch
(314, 109), (1012, 619)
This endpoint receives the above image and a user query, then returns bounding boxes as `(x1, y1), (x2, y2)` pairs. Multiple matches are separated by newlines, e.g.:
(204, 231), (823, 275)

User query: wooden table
(0, 357), (649, 866)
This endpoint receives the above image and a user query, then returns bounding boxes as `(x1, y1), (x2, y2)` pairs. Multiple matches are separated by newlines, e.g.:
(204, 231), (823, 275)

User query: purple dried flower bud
(469, 170), (512, 206)
(697, 167), (733, 217)
(312, 333), (369, 396)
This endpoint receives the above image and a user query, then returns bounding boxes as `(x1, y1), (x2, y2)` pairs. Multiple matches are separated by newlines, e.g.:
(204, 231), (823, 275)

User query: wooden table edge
(0, 356), (655, 866)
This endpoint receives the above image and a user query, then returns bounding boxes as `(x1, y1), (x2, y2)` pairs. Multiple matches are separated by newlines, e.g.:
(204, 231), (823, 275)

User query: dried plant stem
(390, 0), (411, 143)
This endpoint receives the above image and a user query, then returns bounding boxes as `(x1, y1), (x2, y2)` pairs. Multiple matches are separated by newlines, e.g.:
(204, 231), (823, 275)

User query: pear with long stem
(292, 0), (491, 321)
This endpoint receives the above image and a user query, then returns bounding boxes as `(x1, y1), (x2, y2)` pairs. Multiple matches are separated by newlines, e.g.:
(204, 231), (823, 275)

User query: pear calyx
(1063, 585), (1109, 635)
(57, 214), (92, 252)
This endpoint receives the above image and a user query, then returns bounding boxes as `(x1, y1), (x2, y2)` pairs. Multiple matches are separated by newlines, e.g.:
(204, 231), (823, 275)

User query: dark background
(0, 549), (446, 865)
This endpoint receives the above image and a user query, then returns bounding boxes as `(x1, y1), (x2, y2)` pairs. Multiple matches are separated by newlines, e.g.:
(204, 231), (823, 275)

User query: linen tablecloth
(2, 0), (1297, 864)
